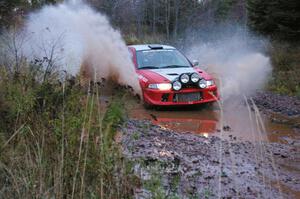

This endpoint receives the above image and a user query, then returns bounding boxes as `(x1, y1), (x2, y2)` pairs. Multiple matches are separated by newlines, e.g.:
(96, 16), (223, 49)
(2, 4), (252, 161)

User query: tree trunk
(133, 0), (143, 38)
(173, 0), (180, 39)
(165, 0), (170, 40)
(152, 0), (156, 34)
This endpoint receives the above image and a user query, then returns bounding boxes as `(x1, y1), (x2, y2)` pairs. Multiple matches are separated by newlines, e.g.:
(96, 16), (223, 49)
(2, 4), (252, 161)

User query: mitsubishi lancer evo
(128, 44), (219, 106)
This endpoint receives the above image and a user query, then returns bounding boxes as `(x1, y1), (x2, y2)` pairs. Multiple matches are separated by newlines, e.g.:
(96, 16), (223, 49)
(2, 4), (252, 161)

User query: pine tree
(0, 0), (24, 27)
(273, 0), (300, 40)
(247, 0), (300, 41)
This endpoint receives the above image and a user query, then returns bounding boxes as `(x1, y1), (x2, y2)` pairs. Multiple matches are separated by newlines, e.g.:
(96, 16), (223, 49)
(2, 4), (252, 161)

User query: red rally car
(128, 44), (219, 106)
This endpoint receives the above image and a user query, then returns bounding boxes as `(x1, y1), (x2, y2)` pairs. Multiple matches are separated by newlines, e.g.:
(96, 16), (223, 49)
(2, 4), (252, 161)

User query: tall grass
(268, 42), (300, 96)
(0, 62), (135, 198)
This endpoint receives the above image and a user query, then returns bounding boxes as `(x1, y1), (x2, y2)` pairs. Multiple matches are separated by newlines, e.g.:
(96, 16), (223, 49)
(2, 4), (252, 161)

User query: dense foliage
(0, 0), (61, 27)
(247, 0), (300, 42)
(87, 0), (247, 40)
(1, 0), (299, 43)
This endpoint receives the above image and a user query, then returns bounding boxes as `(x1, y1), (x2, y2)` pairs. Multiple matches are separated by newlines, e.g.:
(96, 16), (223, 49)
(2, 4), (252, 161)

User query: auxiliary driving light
(172, 81), (182, 91)
(180, 74), (189, 83)
(191, 73), (200, 83)
(206, 80), (214, 87)
(198, 79), (207, 89)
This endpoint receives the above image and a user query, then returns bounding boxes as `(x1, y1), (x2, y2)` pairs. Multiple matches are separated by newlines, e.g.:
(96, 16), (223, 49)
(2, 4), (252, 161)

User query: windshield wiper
(139, 66), (159, 69)
(160, 65), (190, 68)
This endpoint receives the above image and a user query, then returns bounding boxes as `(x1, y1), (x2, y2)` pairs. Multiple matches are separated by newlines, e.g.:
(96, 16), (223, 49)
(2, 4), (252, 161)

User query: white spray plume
(23, 0), (140, 93)
(186, 30), (272, 100)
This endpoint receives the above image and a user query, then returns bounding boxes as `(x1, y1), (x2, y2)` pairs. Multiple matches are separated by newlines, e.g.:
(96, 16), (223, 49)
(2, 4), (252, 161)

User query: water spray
(186, 29), (272, 101)
(23, 0), (141, 94)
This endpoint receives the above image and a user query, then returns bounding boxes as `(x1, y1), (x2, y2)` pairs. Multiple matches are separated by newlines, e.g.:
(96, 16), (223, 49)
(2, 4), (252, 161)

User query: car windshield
(136, 49), (192, 69)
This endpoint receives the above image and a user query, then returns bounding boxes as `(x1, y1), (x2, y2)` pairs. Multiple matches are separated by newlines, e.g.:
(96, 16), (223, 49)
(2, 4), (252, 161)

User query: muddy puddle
(127, 99), (300, 144)
(125, 99), (300, 198)
(100, 81), (298, 144)
(129, 106), (219, 135)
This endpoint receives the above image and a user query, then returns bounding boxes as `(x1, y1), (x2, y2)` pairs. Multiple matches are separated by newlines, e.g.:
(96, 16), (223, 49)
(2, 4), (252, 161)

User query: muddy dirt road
(127, 97), (300, 144)
(120, 92), (300, 198)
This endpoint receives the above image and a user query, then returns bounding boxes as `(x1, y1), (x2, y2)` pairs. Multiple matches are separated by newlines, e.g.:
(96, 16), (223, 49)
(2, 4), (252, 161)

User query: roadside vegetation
(0, 61), (136, 197)
(268, 43), (300, 96)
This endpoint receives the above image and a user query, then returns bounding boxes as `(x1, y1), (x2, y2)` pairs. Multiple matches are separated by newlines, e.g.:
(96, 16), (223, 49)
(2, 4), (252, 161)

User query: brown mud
(97, 82), (299, 198)
(121, 119), (300, 199)
(120, 91), (300, 198)
(127, 97), (300, 144)
(252, 91), (300, 117)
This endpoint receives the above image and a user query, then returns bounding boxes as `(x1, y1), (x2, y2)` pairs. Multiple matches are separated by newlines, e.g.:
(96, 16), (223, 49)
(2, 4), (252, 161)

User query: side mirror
(192, 60), (199, 67)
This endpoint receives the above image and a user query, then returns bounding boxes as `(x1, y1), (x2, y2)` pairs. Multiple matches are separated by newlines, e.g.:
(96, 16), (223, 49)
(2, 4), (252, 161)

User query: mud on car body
(128, 44), (219, 106)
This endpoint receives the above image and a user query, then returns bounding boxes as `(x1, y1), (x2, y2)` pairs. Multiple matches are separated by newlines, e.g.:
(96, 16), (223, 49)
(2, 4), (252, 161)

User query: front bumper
(143, 85), (219, 106)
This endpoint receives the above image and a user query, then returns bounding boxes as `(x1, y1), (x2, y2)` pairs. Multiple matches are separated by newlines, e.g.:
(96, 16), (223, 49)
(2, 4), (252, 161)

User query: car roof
(128, 44), (176, 51)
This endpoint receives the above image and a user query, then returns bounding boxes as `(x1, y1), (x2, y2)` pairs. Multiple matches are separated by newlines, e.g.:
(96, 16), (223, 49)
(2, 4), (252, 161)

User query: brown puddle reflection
(127, 100), (300, 144)
(265, 113), (300, 144)
(128, 105), (219, 135)
(153, 118), (217, 135)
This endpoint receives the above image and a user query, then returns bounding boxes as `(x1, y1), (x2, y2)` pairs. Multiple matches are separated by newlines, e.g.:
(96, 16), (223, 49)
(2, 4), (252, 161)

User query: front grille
(173, 92), (202, 102)
(182, 84), (199, 89)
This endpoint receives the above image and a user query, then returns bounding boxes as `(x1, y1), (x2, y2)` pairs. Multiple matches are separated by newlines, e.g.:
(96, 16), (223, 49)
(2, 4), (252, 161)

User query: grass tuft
(268, 42), (300, 96)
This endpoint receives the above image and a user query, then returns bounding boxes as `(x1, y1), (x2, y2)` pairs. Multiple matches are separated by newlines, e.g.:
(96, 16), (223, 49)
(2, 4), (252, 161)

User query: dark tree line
(87, 0), (298, 42)
(87, 0), (247, 40)
(0, 0), (60, 28)
(247, 0), (300, 41)
(1, 0), (299, 42)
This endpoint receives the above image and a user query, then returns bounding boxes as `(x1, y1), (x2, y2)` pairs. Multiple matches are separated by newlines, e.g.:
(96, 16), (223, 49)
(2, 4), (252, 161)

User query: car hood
(137, 67), (212, 83)
(149, 67), (211, 82)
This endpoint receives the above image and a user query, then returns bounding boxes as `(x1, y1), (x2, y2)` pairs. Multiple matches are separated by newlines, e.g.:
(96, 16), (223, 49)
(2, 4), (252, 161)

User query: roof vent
(148, 45), (163, 49)
(167, 73), (179, 76)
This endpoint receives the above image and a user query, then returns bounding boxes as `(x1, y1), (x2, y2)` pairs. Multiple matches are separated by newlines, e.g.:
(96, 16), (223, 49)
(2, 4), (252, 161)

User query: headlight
(180, 74), (189, 83)
(206, 80), (214, 87)
(191, 73), (200, 83)
(158, 83), (172, 90)
(198, 79), (207, 89)
(148, 83), (172, 91)
(172, 81), (182, 91)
